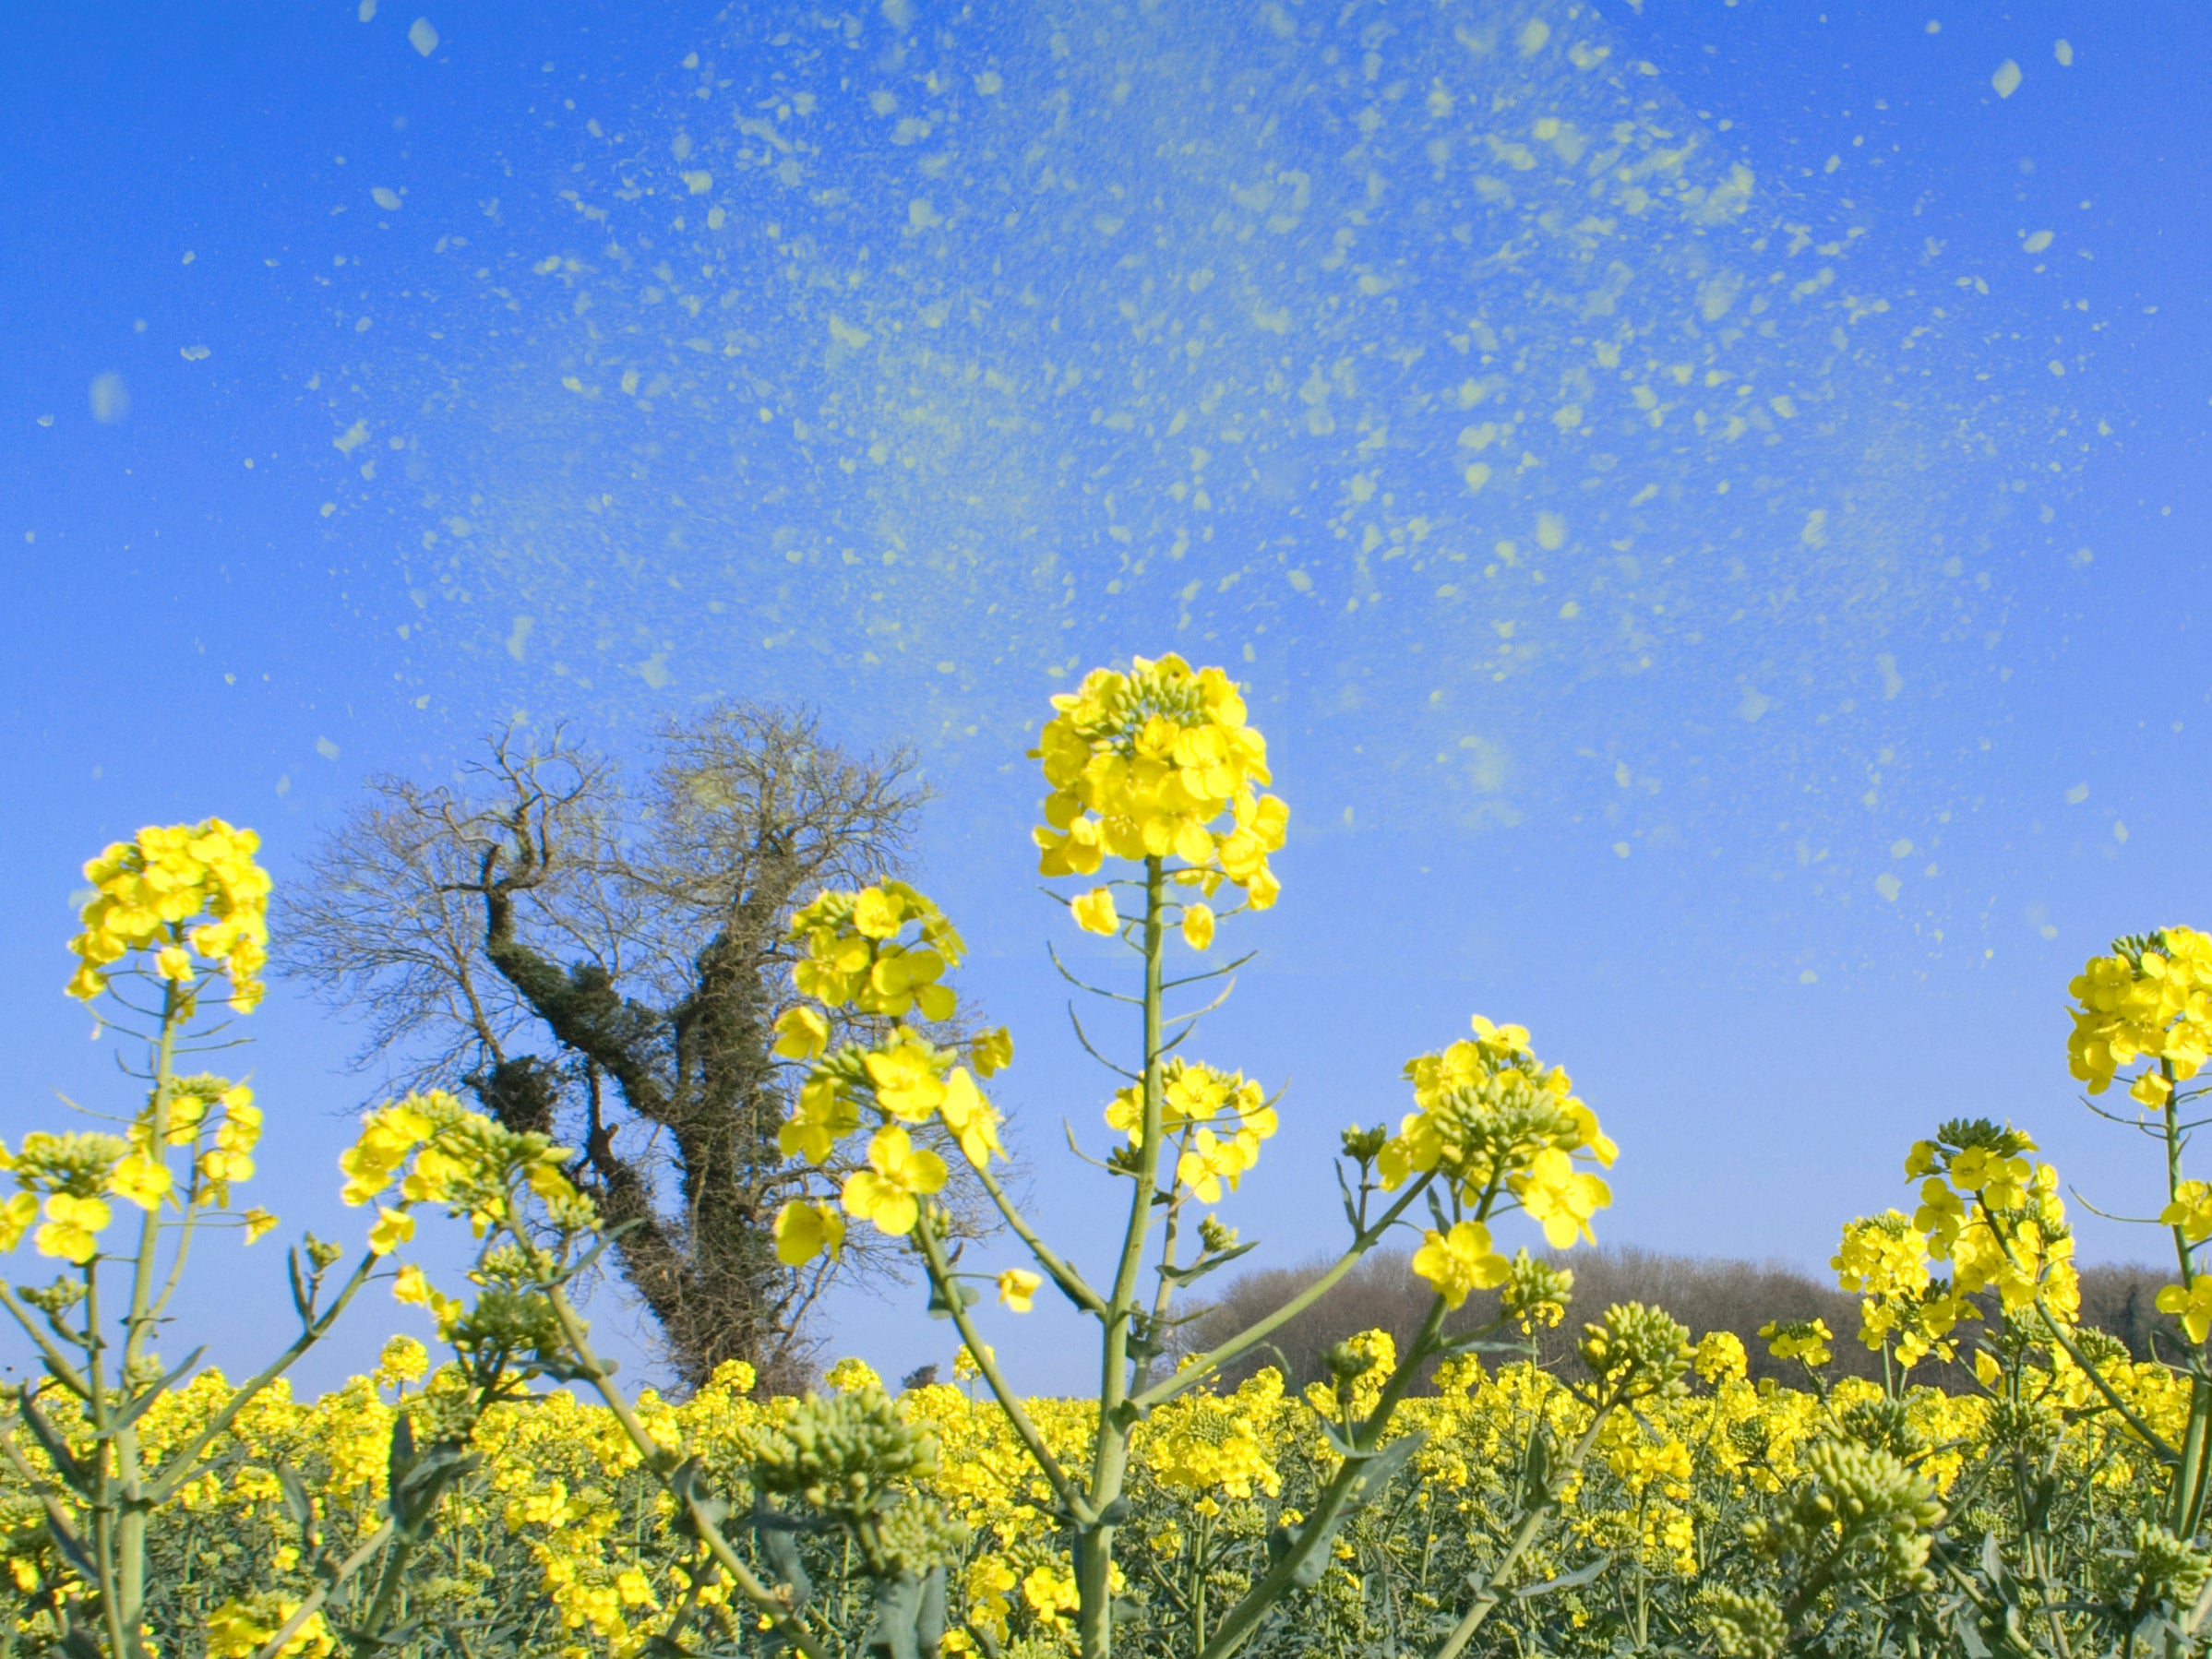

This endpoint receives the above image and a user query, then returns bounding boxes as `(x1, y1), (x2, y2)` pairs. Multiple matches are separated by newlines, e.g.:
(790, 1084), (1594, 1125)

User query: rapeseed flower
(1031, 655), (1287, 907)
(1411, 1220), (1509, 1307)
(66, 819), (271, 1009)
(841, 1126), (947, 1236)
(773, 1199), (846, 1266)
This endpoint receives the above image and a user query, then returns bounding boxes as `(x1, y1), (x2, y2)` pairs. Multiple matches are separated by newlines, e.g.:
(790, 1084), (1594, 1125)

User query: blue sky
(4, 0), (2208, 1394)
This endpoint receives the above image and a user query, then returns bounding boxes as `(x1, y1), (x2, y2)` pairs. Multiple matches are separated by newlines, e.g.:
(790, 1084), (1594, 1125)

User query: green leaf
(1346, 1431), (1425, 1505)
(1157, 1237), (1261, 1287)
(99, 1346), (206, 1440)
(867, 1570), (926, 1659)
(18, 1392), (89, 1492)
(925, 1279), (981, 1319)
(288, 1247), (315, 1323)
(757, 1518), (814, 1612)
(917, 1566), (948, 1659)
(278, 1460), (314, 1529)
(42, 1520), (99, 1589)
(1513, 1554), (1609, 1598)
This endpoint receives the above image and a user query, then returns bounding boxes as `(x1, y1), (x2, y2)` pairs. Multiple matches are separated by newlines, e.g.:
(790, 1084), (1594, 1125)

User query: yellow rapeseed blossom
(1031, 655), (1287, 908)
(1070, 888), (1119, 935)
(772, 1199), (846, 1267)
(771, 1006), (830, 1060)
(1106, 1059), (1277, 1200)
(204, 1596), (333, 1659)
(1693, 1331), (1748, 1384)
(66, 819), (272, 1009)
(789, 882), (964, 1020)
(996, 1269), (1042, 1312)
(2164, 1179), (2212, 1243)
(2067, 927), (2212, 1096)
(971, 1027), (1014, 1077)
(1381, 1018), (1615, 1246)
(1412, 1221), (1509, 1307)
(375, 1334), (430, 1385)
(841, 1126), (948, 1237)
(36, 1192), (112, 1264)
(1760, 1319), (1834, 1367)
(2158, 1278), (2212, 1344)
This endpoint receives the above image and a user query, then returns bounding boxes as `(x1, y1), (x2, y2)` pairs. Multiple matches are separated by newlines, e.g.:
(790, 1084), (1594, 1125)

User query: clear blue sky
(4, 0), (2208, 1393)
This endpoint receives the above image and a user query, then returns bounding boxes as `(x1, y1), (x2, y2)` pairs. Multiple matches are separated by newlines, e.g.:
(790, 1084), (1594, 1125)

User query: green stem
(1127, 1174), (1435, 1416)
(1198, 1295), (1453, 1659)
(1429, 1397), (1620, 1659)
(111, 978), (185, 1659)
(245, 1520), (395, 1659)
(1074, 857), (1167, 1659)
(909, 1211), (1084, 1519)
(142, 1248), (383, 1506)
(544, 1283), (836, 1659)
(966, 1159), (1106, 1318)
(0, 1289), (94, 1400)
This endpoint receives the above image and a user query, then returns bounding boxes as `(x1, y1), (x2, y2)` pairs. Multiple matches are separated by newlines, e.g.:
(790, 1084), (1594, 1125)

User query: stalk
(1076, 857), (1168, 1659)
(111, 977), (185, 1658)
(2160, 1068), (2212, 1538)
(1429, 1401), (1620, 1659)
(1198, 1295), (1451, 1659)
(544, 1283), (836, 1659)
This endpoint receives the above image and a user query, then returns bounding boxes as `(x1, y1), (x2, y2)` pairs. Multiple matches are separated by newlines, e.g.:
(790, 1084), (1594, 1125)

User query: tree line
(1177, 1243), (2187, 1393)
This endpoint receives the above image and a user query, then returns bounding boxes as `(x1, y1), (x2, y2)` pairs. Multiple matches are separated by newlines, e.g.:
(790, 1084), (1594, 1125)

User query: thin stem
(113, 978), (185, 1659)
(144, 1249), (383, 1506)
(965, 1159), (1106, 1318)
(1074, 858), (1168, 1659)
(1199, 1295), (1453, 1659)
(543, 1283), (835, 1659)
(245, 1520), (396, 1659)
(1130, 1174), (1435, 1414)
(909, 1211), (1084, 1519)
(1429, 1399), (1621, 1659)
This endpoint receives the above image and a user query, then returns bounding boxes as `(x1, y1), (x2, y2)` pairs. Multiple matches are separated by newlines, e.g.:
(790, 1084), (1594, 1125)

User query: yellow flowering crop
(2067, 926), (2212, 1100)
(1381, 1016), (1616, 1244)
(66, 818), (272, 1009)
(1031, 653), (1287, 907)
(30, 731), (2212, 1659)
(1410, 1220), (1510, 1307)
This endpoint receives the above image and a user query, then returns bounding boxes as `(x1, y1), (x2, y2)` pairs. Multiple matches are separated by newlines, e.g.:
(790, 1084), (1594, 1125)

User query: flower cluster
(1031, 655), (1288, 920)
(0, 1074), (274, 1264)
(1105, 1058), (1278, 1202)
(66, 819), (272, 1009)
(2, 1310), (2192, 1659)
(340, 1091), (592, 1283)
(1760, 1319), (1835, 1368)
(1833, 1211), (1961, 1371)
(1906, 1121), (2079, 1324)
(788, 881), (966, 1022)
(1383, 1016), (1617, 1247)
(1144, 1372), (1286, 1500)
(2066, 927), (2212, 1105)
(771, 884), (1011, 1263)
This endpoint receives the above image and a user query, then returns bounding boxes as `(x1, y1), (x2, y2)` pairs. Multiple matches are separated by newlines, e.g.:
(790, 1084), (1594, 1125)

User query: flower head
(1411, 1220), (1509, 1308)
(841, 1126), (949, 1237)
(1031, 656), (1287, 905)
(2067, 927), (2212, 1098)
(774, 1199), (848, 1267)
(66, 820), (272, 1009)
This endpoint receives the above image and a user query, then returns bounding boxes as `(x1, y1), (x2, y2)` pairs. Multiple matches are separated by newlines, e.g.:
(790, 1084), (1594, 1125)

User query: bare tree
(280, 704), (933, 1392)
